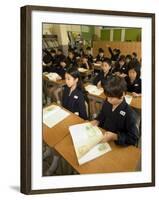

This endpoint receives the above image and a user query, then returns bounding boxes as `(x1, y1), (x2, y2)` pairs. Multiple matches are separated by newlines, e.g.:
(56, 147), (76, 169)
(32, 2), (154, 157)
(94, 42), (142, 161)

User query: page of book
(85, 84), (104, 96)
(125, 95), (133, 105)
(69, 123), (104, 159)
(78, 68), (88, 73)
(79, 142), (111, 165)
(43, 105), (70, 128)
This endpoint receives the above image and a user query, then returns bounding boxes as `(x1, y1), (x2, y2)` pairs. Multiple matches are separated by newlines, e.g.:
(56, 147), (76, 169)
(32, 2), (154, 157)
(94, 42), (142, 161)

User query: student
(62, 67), (88, 120)
(132, 52), (138, 62)
(80, 54), (92, 70)
(66, 49), (77, 68)
(46, 58), (67, 104)
(91, 75), (139, 146)
(95, 48), (105, 63)
(93, 57), (112, 88)
(91, 58), (112, 119)
(107, 45), (120, 62)
(50, 48), (57, 65)
(85, 46), (93, 63)
(113, 55), (127, 77)
(55, 48), (66, 66)
(125, 62), (141, 97)
(42, 54), (53, 73)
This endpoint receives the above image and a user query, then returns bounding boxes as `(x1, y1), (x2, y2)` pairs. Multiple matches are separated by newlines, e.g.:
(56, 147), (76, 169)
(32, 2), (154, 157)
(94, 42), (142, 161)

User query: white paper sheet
(78, 68), (88, 72)
(85, 84), (104, 96)
(45, 72), (61, 81)
(43, 105), (70, 128)
(125, 95), (133, 105)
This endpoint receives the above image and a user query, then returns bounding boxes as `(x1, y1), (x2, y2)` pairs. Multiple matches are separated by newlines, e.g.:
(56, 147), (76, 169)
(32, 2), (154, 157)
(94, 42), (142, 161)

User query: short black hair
(86, 46), (91, 50)
(98, 48), (104, 53)
(50, 49), (56, 53)
(119, 55), (126, 62)
(132, 52), (137, 57)
(128, 61), (141, 79)
(57, 48), (63, 53)
(103, 75), (127, 98)
(102, 57), (111, 66)
(43, 54), (52, 64)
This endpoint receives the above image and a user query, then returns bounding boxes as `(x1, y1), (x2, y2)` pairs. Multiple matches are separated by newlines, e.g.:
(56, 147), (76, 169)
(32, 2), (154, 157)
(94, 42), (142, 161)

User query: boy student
(85, 46), (93, 63)
(113, 55), (128, 77)
(91, 58), (112, 119)
(91, 75), (139, 146)
(95, 48), (105, 63)
(80, 54), (92, 70)
(55, 48), (66, 66)
(107, 45), (121, 62)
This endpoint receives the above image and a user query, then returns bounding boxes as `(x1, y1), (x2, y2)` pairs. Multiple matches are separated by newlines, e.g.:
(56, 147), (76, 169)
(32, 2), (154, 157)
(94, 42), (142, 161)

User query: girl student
(125, 61), (141, 97)
(62, 67), (88, 120)
(90, 58), (112, 119)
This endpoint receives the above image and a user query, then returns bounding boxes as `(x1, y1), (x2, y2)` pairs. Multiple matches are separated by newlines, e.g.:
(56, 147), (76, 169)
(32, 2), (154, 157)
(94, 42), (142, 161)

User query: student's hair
(98, 48), (104, 53)
(132, 52), (137, 58)
(128, 61), (141, 80)
(43, 54), (52, 64)
(57, 48), (63, 53)
(66, 67), (89, 102)
(102, 57), (111, 66)
(86, 46), (91, 50)
(126, 54), (132, 60)
(103, 75), (127, 98)
(68, 49), (75, 54)
(119, 55), (126, 62)
(50, 49), (56, 54)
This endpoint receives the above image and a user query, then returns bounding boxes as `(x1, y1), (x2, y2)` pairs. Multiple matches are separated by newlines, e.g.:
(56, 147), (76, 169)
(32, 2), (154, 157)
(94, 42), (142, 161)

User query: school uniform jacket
(62, 86), (88, 120)
(108, 47), (120, 61)
(93, 71), (112, 86)
(125, 77), (141, 94)
(96, 55), (105, 62)
(50, 65), (66, 79)
(66, 57), (77, 68)
(96, 99), (139, 146)
(113, 63), (128, 74)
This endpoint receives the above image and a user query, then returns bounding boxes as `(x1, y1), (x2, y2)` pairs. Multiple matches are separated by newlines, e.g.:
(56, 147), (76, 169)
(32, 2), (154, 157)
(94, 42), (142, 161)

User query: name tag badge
(134, 84), (139, 87)
(120, 110), (126, 116)
(74, 95), (78, 99)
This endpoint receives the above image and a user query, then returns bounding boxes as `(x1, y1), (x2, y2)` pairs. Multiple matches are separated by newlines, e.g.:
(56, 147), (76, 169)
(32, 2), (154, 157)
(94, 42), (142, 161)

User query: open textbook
(85, 84), (104, 96)
(69, 122), (111, 165)
(43, 104), (70, 128)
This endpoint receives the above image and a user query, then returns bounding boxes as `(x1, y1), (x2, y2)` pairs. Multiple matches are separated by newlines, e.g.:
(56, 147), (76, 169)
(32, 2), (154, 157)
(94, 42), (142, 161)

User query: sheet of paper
(78, 68), (88, 73)
(69, 123), (104, 159)
(45, 73), (61, 81)
(43, 105), (70, 128)
(93, 63), (101, 67)
(85, 84), (104, 96)
(125, 95), (133, 105)
(79, 142), (111, 165)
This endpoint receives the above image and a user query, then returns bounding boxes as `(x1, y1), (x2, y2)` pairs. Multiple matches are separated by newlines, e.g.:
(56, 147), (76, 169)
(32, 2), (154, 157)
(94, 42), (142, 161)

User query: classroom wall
(93, 41), (141, 59)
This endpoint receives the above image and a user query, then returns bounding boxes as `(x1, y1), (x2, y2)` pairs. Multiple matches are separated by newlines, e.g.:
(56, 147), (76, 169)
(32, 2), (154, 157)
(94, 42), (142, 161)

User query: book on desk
(69, 122), (111, 165)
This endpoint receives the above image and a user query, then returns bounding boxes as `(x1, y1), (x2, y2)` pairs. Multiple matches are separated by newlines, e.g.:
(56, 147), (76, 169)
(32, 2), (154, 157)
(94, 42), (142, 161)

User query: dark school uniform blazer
(62, 86), (88, 120)
(50, 65), (66, 79)
(125, 77), (141, 94)
(93, 71), (112, 86)
(96, 99), (139, 146)
(96, 54), (105, 62)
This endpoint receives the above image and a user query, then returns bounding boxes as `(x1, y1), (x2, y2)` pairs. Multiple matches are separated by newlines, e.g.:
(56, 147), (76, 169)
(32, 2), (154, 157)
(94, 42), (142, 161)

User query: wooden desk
(78, 68), (94, 78)
(85, 84), (141, 110)
(43, 105), (84, 148)
(42, 74), (66, 87)
(54, 131), (141, 174)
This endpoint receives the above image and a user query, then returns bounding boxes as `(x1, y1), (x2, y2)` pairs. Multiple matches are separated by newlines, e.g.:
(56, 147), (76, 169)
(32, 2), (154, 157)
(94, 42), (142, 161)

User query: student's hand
(100, 131), (118, 143)
(132, 92), (141, 97)
(97, 81), (102, 89)
(119, 73), (127, 78)
(90, 120), (99, 126)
